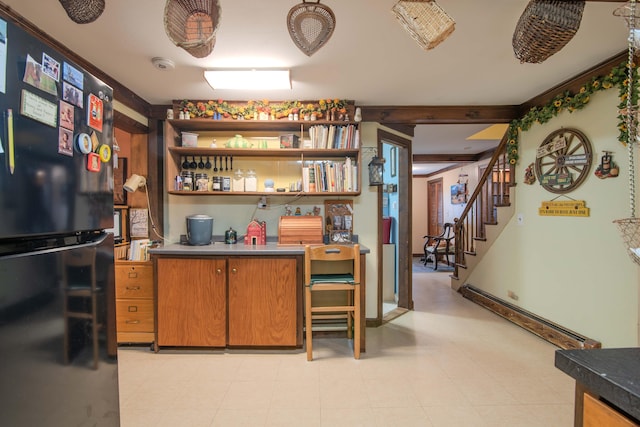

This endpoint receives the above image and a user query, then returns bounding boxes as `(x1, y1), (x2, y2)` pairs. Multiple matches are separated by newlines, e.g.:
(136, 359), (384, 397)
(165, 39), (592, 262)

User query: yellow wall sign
(538, 200), (590, 217)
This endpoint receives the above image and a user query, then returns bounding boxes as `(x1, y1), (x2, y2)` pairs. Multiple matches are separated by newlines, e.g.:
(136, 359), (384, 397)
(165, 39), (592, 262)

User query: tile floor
(117, 270), (575, 426)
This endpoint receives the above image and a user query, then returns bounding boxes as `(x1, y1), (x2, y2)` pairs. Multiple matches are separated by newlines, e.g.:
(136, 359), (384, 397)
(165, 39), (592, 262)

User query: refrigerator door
(0, 18), (114, 240)
(0, 232), (119, 426)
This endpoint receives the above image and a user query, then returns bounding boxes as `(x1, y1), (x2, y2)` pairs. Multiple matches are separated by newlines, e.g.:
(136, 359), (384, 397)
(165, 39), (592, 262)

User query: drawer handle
(216, 268), (222, 274)
(125, 320), (140, 324)
(127, 306), (138, 312)
(231, 268), (237, 274)
(126, 286), (141, 291)
(128, 272), (138, 278)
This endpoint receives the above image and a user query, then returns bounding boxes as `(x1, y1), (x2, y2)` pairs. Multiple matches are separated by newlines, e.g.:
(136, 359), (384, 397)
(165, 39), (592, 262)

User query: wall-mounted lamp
(123, 174), (146, 193)
(368, 156), (386, 186)
(204, 69), (291, 90)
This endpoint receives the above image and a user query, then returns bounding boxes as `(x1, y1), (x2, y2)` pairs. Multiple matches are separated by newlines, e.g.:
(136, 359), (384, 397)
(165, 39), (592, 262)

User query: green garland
(507, 61), (638, 166)
(179, 99), (349, 120)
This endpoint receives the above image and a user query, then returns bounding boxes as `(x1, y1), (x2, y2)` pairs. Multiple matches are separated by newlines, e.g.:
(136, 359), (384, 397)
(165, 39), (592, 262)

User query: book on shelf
(128, 239), (151, 261)
(301, 158), (357, 193)
(307, 124), (359, 149)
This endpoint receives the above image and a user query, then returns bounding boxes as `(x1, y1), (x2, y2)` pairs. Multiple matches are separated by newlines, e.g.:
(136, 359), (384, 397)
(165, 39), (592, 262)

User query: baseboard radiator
(459, 284), (601, 350)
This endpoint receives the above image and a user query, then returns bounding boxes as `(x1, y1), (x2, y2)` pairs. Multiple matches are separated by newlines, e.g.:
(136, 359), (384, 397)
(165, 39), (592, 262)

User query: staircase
(451, 131), (515, 290)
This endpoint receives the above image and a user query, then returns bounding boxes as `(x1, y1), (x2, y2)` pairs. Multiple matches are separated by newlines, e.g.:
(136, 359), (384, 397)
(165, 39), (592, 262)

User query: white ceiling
(2, 0), (630, 174)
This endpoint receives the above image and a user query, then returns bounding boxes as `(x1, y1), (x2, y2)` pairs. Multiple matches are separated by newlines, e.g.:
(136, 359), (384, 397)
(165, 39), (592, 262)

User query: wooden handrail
(453, 129), (511, 277)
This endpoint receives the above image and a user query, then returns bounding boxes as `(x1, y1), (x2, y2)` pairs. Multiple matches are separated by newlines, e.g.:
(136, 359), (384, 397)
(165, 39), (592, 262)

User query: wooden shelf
(168, 190), (361, 196)
(168, 146), (360, 157)
(169, 118), (358, 132)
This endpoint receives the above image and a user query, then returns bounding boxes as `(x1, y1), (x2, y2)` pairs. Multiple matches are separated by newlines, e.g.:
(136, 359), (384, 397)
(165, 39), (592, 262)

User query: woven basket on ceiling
(164, 0), (221, 58)
(287, 1), (336, 56)
(512, 0), (585, 64)
(391, 0), (455, 51)
(58, 0), (105, 24)
(614, 218), (640, 267)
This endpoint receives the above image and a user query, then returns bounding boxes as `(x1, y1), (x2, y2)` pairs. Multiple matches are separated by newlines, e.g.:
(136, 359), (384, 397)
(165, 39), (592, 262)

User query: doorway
(377, 129), (413, 322)
(427, 178), (443, 238)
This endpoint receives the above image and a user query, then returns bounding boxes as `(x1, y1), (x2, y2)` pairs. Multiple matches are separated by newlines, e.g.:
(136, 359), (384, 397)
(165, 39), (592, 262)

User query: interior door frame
(377, 129), (413, 321)
(427, 178), (444, 237)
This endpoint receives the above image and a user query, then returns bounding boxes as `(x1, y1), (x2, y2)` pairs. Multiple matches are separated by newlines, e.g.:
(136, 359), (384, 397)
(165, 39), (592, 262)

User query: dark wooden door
(427, 178), (443, 236)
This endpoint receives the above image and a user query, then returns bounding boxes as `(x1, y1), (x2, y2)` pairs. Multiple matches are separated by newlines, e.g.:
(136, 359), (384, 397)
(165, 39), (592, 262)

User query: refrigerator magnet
(90, 131), (100, 152)
(76, 133), (91, 154)
(87, 152), (101, 172)
(98, 144), (111, 162)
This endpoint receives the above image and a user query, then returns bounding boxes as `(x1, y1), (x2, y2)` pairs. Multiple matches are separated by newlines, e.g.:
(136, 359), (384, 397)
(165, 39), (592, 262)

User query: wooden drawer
(116, 299), (154, 333)
(115, 262), (153, 298)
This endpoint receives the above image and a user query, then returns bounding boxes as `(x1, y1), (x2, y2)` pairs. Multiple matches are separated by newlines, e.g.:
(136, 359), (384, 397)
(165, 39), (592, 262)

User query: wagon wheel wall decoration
(534, 128), (593, 194)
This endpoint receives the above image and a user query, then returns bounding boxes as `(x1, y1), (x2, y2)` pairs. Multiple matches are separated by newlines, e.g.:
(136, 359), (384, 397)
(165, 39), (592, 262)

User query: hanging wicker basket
(58, 0), (105, 24)
(613, 218), (640, 266)
(164, 0), (221, 58)
(391, 0), (455, 51)
(287, 1), (336, 57)
(512, 0), (585, 64)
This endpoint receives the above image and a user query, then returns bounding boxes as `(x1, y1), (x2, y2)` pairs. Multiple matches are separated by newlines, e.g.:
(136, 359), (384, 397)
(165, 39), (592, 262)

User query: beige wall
(412, 164), (483, 255)
(464, 89), (639, 347)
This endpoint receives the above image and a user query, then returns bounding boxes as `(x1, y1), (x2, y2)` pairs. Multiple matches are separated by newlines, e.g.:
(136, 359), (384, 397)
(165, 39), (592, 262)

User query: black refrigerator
(0, 14), (120, 426)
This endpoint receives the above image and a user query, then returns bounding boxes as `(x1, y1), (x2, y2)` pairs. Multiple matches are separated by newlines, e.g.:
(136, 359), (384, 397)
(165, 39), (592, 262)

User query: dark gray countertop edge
(555, 348), (640, 421)
(149, 242), (370, 256)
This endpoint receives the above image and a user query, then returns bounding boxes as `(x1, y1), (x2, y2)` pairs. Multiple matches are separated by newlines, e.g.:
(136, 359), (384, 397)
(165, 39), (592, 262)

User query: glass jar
(245, 169), (257, 192)
(195, 173), (209, 192)
(233, 169), (245, 192)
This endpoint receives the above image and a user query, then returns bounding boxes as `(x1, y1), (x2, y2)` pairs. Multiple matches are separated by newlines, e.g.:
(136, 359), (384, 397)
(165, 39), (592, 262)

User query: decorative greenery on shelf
(179, 99), (349, 120)
(507, 61), (638, 166)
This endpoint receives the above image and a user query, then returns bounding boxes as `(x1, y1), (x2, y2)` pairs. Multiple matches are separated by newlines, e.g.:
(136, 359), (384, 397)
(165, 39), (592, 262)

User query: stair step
(472, 237), (487, 242)
(463, 250), (476, 256)
(455, 263), (467, 269)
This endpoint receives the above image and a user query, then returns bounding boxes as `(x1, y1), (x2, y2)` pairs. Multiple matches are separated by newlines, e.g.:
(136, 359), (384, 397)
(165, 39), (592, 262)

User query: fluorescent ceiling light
(204, 69), (291, 90)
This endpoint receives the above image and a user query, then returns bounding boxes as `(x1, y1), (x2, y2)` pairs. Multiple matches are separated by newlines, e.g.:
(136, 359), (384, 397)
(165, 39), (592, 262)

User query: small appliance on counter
(186, 214), (213, 245)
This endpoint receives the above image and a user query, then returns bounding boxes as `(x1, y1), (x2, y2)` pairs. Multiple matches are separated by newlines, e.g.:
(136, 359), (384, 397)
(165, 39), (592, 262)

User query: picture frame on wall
(114, 157), (127, 205)
(390, 146), (397, 177)
(451, 183), (467, 205)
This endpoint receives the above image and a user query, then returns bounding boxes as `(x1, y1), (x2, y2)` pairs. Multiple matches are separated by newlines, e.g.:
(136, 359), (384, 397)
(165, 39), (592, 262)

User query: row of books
(307, 124), (360, 150)
(128, 239), (152, 261)
(301, 158), (358, 193)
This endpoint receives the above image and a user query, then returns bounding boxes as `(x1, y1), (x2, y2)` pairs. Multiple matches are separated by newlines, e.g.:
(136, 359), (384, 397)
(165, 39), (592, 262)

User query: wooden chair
(304, 244), (360, 361)
(422, 222), (455, 270)
(62, 247), (102, 369)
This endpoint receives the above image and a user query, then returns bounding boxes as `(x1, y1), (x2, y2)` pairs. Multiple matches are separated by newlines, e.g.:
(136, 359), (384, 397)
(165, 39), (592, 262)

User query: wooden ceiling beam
(413, 154), (480, 163)
(360, 105), (520, 125)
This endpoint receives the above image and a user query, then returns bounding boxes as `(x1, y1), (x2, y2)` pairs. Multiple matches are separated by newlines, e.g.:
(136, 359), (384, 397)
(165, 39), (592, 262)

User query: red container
(382, 217), (392, 244)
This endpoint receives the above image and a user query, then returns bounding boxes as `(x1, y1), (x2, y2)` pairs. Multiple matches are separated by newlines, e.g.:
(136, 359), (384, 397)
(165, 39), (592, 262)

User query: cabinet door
(228, 257), (297, 346)
(157, 258), (226, 347)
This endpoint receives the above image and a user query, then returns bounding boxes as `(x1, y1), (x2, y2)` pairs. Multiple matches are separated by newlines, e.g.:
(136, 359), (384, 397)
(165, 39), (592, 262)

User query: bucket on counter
(186, 214), (213, 245)
(181, 132), (199, 147)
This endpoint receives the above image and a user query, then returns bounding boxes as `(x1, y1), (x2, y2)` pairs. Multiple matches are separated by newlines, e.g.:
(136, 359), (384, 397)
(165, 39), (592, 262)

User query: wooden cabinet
(584, 393), (639, 427)
(156, 257), (227, 347)
(228, 257), (298, 347)
(115, 260), (155, 344)
(154, 255), (301, 349)
(164, 118), (361, 197)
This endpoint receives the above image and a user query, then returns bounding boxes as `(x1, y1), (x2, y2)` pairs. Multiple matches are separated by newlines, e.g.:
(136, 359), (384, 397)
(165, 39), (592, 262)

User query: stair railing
(453, 129), (511, 278)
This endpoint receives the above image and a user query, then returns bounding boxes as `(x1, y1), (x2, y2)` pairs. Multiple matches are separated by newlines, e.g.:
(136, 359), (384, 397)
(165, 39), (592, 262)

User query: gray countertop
(149, 242), (370, 256)
(555, 347), (640, 421)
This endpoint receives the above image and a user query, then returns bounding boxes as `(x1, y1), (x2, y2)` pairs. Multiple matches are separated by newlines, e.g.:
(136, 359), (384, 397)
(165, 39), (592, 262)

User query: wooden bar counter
(148, 242), (368, 352)
(555, 348), (640, 426)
